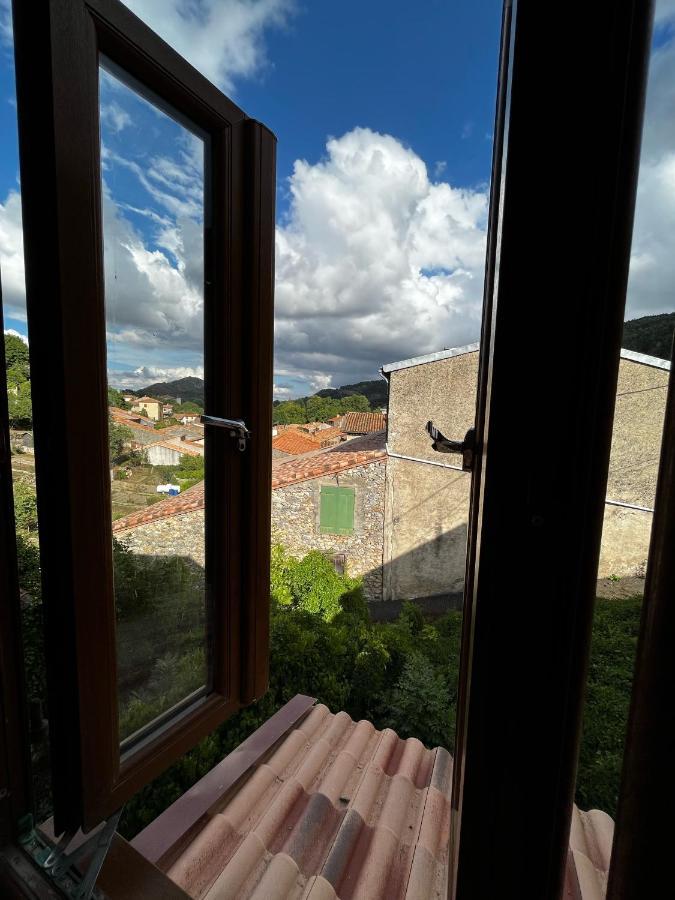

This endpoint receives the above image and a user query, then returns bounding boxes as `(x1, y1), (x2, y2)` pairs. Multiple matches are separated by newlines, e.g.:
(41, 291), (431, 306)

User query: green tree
(273, 401), (306, 425)
(174, 401), (203, 414)
(339, 394), (370, 413)
(305, 396), (341, 422)
(109, 416), (132, 464)
(108, 387), (130, 409)
(4, 333), (30, 380)
(8, 380), (32, 427)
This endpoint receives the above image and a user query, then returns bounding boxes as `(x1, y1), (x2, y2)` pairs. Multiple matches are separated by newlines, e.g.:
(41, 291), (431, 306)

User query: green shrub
(13, 480), (38, 532)
(270, 546), (363, 621)
(576, 596), (641, 816)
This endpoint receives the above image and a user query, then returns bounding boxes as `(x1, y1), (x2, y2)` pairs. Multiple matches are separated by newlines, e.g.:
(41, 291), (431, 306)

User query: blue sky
(1, 1), (675, 398)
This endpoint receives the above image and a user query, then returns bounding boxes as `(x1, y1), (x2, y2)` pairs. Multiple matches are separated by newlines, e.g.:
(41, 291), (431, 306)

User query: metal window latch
(19, 808), (123, 899)
(426, 422), (476, 471)
(201, 415), (251, 451)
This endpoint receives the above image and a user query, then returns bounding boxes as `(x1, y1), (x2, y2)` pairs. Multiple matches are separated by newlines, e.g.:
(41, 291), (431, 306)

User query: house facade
(113, 431), (387, 602)
(131, 396), (163, 421)
(145, 437), (204, 467)
(381, 344), (670, 602)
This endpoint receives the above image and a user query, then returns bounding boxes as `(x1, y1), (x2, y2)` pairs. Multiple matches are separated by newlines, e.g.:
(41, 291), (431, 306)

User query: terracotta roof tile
(113, 432), (387, 533)
(155, 703), (612, 900)
(163, 705), (450, 900)
(272, 431), (322, 455)
(136, 700), (611, 900)
(343, 412), (386, 434)
(113, 482), (205, 532)
(148, 438), (204, 457)
(271, 432), (386, 490)
(109, 406), (155, 428)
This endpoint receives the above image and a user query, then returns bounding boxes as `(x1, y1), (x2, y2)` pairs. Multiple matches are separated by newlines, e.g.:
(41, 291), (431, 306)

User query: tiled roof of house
(140, 702), (612, 900)
(271, 432), (386, 489)
(113, 432), (387, 533)
(110, 406), (155, 427)
(148, 438), (203, 457)
(315, 426), (345, 445)
(112, 482), (205, 532)
(110, 408), (155, 431)
(567, 806), (615, 900)
(272, 430), (322, 455)
(343, 412), (386, 434)
(163, 703), (453, 900)
(381, 343), (671, 375)
(134, 395), (161, 404)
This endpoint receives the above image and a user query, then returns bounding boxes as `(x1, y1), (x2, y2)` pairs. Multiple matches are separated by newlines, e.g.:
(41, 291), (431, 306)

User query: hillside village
(6, 315), (673, 609)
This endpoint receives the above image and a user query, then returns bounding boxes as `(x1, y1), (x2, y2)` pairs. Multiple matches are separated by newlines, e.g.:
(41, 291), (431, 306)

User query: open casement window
(12, 0), (275, 834)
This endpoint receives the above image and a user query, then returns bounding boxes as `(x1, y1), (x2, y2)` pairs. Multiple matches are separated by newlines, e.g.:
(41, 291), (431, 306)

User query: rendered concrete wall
(384, 350), (477, 601)
(384, 350), (668, 601)
(146, 444), (183, 466)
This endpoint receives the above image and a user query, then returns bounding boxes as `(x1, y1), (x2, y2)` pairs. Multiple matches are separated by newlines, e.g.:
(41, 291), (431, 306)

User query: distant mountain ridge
(622, 313), (674, 361)
(123, 376), (387, 409)
(123, 376), (205, 405)
(315, 380), (388, 409)
(115, 315), (673, 410)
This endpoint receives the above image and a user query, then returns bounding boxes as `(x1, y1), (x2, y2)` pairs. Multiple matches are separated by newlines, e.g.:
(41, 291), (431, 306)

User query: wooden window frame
(12, 0), (275, 834)
(449, 1), (655, 897)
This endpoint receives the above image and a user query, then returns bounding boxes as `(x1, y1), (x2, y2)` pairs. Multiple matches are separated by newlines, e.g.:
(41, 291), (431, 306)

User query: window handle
(201, 415), (251, 451)
(426, 422), (476, 471)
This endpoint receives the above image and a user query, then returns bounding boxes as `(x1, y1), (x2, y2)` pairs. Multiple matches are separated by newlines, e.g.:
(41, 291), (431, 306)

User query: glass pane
(99, 64), (209, 743)
(575, 0), (675, 866)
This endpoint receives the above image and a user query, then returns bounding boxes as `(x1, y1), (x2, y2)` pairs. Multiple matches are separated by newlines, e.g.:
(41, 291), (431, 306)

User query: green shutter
(320, 486), (355, 535)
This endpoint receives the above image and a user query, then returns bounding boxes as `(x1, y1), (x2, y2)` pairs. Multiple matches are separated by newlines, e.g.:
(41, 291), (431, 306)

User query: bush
(12, 524), (639, 837)
(270, 546), (363, 621)
(576, 596), (641, 816)
(13, 481), (39, 532)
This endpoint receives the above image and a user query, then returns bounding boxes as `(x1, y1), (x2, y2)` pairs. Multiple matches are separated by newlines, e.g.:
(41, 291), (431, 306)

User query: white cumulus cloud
(274, 127), (488, 389)
(119, 0), (295, 93)
(0, 190), (25, 322)
(625, 14), (675, 321)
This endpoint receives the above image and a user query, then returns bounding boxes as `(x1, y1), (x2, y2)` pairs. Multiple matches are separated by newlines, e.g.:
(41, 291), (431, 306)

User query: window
(11, 0), (275, 833)
(319, 485), (355, 535)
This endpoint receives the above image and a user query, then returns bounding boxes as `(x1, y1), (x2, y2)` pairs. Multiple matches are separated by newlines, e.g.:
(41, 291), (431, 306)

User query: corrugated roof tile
(343, 412), (386, 434)
(160, 704), (613, 900)
(272, 431), (322, 455)
(113, 434), (387, 533)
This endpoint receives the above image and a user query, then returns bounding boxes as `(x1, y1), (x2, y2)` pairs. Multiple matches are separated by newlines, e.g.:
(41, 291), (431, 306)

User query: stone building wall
(271, 460), (386, 601)
(384, 347), (668, 599)
(114, 459), (386, 602)
(115, 508), (205, 569)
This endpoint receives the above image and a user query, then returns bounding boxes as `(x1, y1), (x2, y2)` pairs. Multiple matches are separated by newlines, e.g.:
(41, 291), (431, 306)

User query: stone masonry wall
(116, 508), (205, 569)
(271, 461), (386, 602)
(115, 459), (386, 603)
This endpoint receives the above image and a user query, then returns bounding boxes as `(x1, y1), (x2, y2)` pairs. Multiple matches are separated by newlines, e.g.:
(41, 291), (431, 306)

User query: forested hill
(622, 313), (675, 361)
(315, 379), (388, 408)
(124, 375), (388, 425)
(127, 376), (205, 405)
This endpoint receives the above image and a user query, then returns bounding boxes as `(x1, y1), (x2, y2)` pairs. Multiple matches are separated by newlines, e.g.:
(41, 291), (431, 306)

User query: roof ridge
(381, 342), (672, 375)
(113, 445), (386, 532)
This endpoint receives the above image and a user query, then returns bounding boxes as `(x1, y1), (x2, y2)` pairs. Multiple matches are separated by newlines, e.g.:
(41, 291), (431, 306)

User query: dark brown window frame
(12, 0), (275, 834)
(449, 0), (655, 897)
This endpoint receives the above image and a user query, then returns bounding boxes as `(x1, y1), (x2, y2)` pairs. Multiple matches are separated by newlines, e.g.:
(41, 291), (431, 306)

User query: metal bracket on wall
(18, 808), (123, 899)
(425, 422), (476, 471)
